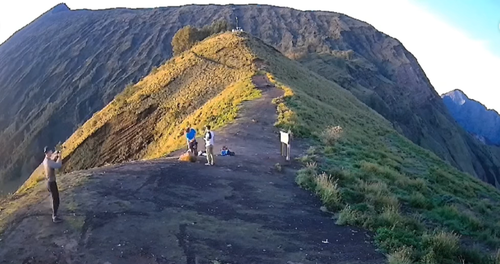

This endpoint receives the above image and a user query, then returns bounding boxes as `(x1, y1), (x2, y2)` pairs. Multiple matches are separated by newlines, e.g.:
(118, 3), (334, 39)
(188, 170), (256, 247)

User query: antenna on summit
(232, 16), (244, 32)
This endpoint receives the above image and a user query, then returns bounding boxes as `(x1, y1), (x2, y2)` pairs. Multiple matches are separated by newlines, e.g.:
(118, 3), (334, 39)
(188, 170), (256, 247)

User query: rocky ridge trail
(0, 76), (384, 264)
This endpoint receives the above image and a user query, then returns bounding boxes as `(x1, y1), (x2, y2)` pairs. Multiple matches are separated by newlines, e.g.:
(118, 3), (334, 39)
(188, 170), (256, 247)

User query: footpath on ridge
(0, 75), (384, 264)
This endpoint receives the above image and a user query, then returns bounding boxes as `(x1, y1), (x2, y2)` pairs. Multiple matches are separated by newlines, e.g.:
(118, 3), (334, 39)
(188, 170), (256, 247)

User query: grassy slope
(246, 37), (500, 263)
(11, 32), (500, 263)
(298, 52), (500, 189)
(3, 4), (499, 197)
(17, 32), (261, 194)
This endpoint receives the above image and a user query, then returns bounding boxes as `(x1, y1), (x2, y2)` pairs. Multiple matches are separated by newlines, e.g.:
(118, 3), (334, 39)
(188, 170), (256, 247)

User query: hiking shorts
(189, 140), (198, 155)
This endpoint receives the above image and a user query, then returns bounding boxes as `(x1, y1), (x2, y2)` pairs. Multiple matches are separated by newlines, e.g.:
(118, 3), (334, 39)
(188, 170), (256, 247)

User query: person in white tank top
(204, 125), (215, 166)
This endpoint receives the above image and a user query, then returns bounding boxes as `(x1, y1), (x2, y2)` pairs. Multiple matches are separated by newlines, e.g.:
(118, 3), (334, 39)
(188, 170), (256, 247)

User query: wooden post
(286, 129), (292, 161)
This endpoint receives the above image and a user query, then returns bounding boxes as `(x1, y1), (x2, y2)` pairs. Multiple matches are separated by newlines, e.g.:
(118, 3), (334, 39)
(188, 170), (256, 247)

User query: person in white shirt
(42, 146), (63, 223)
(204, 125), (214, 166)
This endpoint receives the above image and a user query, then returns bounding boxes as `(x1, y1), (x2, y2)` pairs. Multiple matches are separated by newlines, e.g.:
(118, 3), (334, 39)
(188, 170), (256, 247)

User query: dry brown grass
(18, 32), (260, 194)
(322, 126), (344, 145)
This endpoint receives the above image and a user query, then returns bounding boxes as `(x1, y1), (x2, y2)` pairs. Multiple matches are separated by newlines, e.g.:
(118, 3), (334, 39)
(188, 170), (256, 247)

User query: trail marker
(280, 130), (292, 161)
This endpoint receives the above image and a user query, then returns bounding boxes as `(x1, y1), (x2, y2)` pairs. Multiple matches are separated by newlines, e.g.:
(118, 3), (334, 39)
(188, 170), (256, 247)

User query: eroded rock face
(1, 4), (500, 192)
(443, 89), (500, 146)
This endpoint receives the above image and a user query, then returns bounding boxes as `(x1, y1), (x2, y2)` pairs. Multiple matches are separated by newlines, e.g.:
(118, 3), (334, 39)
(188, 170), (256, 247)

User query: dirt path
(0, 76), (385, 264)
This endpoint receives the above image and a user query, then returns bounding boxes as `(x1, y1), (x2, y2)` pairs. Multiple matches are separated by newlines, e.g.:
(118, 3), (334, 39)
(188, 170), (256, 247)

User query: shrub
(336, 205), (362, 225)
(378, 206), (404, 228)
(375, 227), (420, 253)
(202, 20), (230, 35)
(408, 178), (427, 193)
(422, 230), (460, 262)
(427, 205), (484, 233)
(409, 192), (430, 209)
(315, 172), (342, 211)
(295, 162), (317, 190)
(172, 26), (200, 56)
(322, 125), (343, 145)
(172, 20), (230, 55)
(360, 180), (399, 211)
(360, 180), (389, 195)
(387, 246), (414, 264)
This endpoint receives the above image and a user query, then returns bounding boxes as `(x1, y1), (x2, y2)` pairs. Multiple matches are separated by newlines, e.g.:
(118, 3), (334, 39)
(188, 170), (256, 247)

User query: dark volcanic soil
(0, 76), (385, 264)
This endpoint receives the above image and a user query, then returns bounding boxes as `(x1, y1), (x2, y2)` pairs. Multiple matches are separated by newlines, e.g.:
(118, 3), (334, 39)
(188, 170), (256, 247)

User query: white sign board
(280, 131), (289, 144)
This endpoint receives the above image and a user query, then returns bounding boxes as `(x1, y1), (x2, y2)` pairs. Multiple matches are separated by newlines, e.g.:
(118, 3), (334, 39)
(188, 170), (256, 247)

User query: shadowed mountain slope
(442, 89), (500, 146)
(1, 3), (500, 193)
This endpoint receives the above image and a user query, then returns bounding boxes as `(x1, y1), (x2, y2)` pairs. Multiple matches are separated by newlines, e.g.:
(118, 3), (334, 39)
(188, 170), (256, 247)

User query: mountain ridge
(5, 32), (500, 264)
(2, 4), (500, 194)
(442, 89), (500, 146)
(442, 89), (500, 114)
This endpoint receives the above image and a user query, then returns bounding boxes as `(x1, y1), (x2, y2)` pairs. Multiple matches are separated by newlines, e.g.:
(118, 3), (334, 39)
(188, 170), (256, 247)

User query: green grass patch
(253, 36), (500, 263)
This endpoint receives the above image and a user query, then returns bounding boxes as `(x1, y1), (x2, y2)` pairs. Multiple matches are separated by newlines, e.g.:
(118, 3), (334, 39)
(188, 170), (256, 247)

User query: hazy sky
(0, 0), (499, 112)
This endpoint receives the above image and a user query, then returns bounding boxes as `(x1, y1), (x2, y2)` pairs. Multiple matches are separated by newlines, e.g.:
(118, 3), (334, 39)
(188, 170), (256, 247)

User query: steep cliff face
(296, 22), (500, 187)
(442, 89), (500, 146)
(1, 3), (500, 192)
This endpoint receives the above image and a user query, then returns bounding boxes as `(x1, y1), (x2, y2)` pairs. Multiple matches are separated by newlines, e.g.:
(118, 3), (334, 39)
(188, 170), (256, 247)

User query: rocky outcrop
(51, 3), (71, 13)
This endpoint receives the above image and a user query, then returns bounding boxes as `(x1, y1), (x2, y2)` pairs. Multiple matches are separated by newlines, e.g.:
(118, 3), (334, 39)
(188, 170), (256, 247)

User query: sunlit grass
(18, 32), (260, 194)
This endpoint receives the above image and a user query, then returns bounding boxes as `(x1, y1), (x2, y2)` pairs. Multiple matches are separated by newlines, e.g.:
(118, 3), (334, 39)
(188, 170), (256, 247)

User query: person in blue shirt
(185, 127), (198, 155)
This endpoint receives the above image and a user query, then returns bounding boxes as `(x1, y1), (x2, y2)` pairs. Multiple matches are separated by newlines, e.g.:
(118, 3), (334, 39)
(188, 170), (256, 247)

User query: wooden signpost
(280, 130), (291, 161)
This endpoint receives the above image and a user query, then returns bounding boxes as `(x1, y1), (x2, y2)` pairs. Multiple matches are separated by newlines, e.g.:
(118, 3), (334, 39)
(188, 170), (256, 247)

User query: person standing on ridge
(185, 127), (198, 155)
(204, 125), (215, 166)
(43, 146), (63, 223)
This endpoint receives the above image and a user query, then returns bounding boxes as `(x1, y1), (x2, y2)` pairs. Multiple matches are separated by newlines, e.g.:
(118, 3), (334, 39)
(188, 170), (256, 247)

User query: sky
(0, 0), (499, 112)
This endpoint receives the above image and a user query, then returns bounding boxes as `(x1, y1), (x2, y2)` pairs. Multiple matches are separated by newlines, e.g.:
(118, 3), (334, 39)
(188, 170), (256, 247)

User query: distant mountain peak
(442, 88), (500, 146)
(51, 3), (70, 14)
(442, 89), (468, 105)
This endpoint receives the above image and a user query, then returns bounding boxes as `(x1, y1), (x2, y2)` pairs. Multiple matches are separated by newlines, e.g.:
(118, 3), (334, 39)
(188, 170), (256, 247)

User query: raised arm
(47, 157), (62, 169)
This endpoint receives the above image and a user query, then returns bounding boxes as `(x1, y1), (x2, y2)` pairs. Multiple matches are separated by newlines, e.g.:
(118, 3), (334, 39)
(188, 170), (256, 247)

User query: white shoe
(205, 163), (210, 166)
(52, 216), (62, 223)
